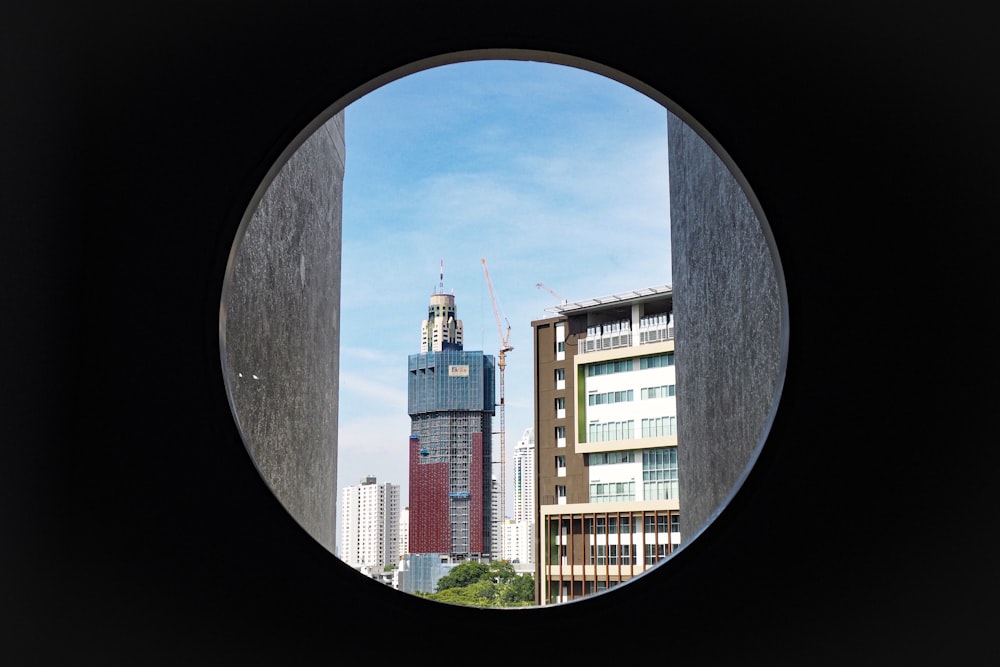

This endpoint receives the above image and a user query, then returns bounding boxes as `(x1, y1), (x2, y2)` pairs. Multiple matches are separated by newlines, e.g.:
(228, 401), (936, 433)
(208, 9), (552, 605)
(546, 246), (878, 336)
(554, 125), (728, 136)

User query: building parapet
(577, 321), (674, 355)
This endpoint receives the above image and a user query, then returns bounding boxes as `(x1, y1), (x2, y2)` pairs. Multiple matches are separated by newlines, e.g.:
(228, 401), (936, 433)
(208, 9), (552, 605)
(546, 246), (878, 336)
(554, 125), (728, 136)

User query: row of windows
(549, 545), (674, 571)
(583, 352), (675, 378)
(643, 479), (679, 500)
(639, 353), (675, 369)
(641, 416), (677, 437)
(588, 389), (634, 405)
(590, 481), (635, 502)
(586, 419), (679, 442)
(586, 359), (634, 376)
(588, 420), (635, 443)
(640, 384), (675, 399)
(595, 544), (635, 566)
(643, 447), (678, 500)
(590, 514), (679, 535)
(588, 451), (636, 465)
(551, 446), (677, 479)
(643, 446), (677, 468)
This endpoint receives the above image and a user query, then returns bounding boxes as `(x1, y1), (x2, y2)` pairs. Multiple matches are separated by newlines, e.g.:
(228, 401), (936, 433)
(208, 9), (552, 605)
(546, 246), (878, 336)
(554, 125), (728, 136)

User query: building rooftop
(544, 284), (673, 314)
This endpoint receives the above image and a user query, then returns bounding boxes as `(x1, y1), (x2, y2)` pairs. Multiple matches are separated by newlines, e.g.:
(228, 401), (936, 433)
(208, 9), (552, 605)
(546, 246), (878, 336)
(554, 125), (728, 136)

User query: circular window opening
(220, 52), (786, 609)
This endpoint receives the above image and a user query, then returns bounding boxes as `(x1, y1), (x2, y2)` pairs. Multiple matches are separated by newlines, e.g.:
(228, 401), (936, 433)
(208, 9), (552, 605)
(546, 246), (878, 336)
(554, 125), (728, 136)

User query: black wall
(5, 2), (997, 664)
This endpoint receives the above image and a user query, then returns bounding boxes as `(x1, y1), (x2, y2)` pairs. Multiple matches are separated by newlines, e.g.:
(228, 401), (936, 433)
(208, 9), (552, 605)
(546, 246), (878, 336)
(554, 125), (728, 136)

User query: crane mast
(482, 258), (513, 541)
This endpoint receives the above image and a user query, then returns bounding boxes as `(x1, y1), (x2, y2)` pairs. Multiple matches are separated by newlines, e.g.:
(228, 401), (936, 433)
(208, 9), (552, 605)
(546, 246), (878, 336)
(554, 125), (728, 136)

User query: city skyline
(336, 59), (672, 551)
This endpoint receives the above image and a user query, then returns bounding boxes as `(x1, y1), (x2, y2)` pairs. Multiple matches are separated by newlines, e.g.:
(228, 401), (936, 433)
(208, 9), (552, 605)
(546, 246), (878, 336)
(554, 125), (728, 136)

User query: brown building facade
(532, 287), (680, 604)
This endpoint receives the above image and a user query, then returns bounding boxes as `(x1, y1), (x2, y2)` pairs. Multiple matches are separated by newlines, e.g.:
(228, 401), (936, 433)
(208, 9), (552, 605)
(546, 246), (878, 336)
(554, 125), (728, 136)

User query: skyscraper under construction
(407, 262), (495, 562)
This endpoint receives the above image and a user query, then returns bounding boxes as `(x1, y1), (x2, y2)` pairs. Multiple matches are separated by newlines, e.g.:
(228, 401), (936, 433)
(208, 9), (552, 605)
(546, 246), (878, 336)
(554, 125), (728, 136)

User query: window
(555, 425), (566, 447)
(589, 481), (635, 502)
(588, 451), (635, 465)
(639, 352), (675, 369)
(586, 359), (634, 377)
(641, 416), (677, 438)
(555, 455), (566, 477)
(555, 368), (565, 380)
(588, 389), (634, 405)
(556, 485), (567, 504)
(621, 544), (635, 565)
(645, 543), (668, 562)
(587, 420), (635, 443)
(555, 396), (566, 418)
(640, 384), (676, 400)
(643, 447), (678, 500)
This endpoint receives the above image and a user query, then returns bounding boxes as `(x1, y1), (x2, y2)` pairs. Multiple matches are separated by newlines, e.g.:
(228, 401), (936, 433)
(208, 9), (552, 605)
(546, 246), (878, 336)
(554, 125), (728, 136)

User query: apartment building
(532, 285), (680, 604)
(339, 475), (402, 574)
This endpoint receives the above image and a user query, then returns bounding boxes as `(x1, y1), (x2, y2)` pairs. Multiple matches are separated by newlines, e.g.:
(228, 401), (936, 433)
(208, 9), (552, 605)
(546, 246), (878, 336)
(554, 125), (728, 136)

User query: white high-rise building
(340, 475), (401, 572)
(501, 427), (536, 565)
(501, 518), (534, 566)
(398, 506), (409, 558)
(491, 476), (501, 558)
(512, 427), (535, 523)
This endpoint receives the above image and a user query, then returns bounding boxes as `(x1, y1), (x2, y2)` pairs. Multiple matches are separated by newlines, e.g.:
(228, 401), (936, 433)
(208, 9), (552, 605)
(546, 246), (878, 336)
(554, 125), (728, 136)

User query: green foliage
(435, 561), (490, 592)
(425, 560), (535, 607)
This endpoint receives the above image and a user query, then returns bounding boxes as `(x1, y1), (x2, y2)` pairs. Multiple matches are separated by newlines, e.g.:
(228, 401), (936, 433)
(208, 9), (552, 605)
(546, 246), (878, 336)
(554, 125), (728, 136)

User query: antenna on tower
(439, 259), (444, 292)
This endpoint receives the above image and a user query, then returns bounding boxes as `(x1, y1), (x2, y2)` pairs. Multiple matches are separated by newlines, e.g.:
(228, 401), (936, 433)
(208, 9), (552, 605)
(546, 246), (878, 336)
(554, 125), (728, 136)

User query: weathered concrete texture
(669, 111), (782, 539)
(222, 112), (345, 551)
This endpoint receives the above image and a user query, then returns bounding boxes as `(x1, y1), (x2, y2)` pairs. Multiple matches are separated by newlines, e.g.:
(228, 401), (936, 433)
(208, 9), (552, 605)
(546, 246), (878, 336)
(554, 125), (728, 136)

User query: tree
(434, 561), (489, 592)
(501, 572), (534, 605)
(424, 560), (535, 607)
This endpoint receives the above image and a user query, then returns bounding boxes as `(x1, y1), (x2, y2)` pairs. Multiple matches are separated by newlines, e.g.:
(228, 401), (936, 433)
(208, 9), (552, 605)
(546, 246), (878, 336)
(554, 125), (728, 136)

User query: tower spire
(421, 259), (463, 352)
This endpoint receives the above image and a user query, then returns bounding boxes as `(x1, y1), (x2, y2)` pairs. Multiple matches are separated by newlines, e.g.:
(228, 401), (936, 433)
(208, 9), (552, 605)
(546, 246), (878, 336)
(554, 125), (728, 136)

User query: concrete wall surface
(222, 112), (346, 551)
(669, 110), (783, 538)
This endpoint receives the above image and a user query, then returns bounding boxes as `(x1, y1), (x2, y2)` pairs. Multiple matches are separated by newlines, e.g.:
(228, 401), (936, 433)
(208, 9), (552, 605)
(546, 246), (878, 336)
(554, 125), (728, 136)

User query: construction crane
(536, 281), (568, 304)
(482, 258), (513, 530)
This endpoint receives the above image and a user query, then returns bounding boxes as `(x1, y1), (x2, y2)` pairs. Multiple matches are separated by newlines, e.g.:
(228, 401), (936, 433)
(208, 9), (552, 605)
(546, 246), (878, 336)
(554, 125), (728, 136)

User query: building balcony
(576, 323), (674, 354)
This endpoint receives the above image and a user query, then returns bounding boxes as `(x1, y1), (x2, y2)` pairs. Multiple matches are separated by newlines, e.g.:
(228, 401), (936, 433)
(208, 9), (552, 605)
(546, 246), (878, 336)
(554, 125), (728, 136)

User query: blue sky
(335, 59), (672, 536)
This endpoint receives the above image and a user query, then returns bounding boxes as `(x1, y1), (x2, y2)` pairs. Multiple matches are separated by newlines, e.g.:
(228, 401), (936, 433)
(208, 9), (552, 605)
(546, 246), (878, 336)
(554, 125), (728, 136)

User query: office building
(532, 286), (680, 604)
(339, 475), (401, 573)
(408, 265), (495, 562)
